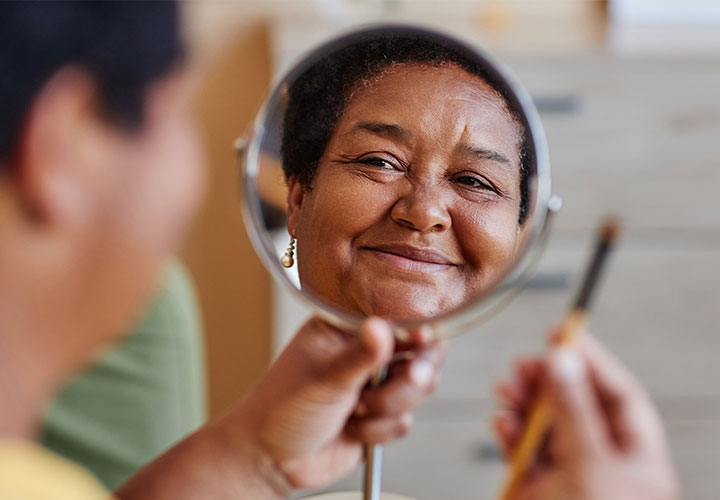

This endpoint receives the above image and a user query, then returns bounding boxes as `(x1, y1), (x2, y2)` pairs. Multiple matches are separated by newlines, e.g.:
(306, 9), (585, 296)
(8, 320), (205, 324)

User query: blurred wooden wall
(182, 13), (273, 417)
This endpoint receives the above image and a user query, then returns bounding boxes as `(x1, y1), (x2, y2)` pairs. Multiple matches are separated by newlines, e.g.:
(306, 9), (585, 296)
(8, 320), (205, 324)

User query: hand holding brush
(493, 218), (680, 500)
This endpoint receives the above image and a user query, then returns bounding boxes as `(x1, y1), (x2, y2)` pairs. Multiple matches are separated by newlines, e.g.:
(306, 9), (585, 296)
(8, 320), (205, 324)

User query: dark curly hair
(0, 1), (182, 164)
(281, 29), (535, 224)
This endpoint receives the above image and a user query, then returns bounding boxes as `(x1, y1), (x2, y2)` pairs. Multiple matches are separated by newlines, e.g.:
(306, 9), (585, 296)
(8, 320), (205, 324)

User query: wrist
(213, 401), (293, 499)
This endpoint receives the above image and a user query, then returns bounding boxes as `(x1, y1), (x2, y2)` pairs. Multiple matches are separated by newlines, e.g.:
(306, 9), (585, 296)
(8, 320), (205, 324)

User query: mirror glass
(240, 25), (553, 338)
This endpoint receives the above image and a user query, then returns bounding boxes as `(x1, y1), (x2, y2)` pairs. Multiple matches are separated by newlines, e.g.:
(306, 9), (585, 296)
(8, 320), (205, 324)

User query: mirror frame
(238, 24), (558, 339)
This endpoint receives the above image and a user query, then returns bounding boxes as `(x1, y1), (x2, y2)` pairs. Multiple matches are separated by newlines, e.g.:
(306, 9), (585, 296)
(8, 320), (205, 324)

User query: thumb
(323, 317), (394, 389)
(546, 346), (607, 458)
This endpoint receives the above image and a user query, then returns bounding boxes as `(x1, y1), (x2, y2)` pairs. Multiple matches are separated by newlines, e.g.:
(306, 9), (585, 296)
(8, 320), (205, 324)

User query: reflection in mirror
(244, 26), (551, 331)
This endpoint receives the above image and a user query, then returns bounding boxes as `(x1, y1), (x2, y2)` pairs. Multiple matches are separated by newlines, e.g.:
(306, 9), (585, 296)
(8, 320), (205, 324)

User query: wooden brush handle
(496, 309), (587, 500)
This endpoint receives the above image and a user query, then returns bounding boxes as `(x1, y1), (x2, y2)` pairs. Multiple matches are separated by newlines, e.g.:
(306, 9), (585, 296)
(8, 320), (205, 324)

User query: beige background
(182, 9), (273, 416)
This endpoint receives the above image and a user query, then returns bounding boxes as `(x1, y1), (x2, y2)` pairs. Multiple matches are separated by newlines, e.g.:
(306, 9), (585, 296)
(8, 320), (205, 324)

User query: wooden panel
(182, 22), (272, 416)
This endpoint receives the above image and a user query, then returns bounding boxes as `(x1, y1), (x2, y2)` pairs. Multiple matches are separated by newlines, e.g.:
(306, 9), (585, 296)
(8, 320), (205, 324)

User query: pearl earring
(280, 236), (296, 268)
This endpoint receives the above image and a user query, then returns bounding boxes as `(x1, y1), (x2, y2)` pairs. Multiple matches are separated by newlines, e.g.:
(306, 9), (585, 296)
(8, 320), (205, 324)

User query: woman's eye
(455, 175), (494, 191)
(358, 156), (396, 170)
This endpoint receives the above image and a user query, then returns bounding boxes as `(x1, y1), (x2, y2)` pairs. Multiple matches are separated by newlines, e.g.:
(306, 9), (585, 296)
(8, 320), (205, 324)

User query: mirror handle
(363, 367), (388, 500)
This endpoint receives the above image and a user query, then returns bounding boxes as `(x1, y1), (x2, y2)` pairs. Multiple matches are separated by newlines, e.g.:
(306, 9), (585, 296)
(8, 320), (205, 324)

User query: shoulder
(0, 440), (112, 500)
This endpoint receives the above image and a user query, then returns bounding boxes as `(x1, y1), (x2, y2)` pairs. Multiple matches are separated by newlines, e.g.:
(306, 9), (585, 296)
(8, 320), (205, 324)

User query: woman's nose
(390, 184), (452, 232)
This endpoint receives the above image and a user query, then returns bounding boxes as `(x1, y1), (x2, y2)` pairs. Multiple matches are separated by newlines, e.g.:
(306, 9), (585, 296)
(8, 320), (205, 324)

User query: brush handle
(496, 309), (587, 500)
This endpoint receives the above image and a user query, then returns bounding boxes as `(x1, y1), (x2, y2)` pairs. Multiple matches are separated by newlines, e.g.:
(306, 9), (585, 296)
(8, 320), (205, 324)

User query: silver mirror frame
(239, 24), (558, 339)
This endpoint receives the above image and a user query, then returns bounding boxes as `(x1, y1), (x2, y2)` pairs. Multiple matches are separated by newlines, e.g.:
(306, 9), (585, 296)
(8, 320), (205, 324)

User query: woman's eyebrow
(455, 143), (512, 167)
(347, 121), (413, 143)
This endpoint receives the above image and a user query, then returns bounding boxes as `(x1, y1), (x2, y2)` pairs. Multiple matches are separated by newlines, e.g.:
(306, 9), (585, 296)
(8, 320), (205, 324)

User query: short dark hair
(281, 29), (534, 224)
(0, 1), (183, 164)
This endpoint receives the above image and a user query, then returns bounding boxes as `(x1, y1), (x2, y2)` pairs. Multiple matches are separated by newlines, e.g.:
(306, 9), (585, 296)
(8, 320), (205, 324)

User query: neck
(0, 180), (84, 441)
(0, 267), (70, 441)
(0, 318), (55, 440)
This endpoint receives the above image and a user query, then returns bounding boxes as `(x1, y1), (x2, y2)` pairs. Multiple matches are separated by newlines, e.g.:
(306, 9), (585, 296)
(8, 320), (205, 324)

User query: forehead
(339, 63), (522, 163)
(349, 62), (503, 105)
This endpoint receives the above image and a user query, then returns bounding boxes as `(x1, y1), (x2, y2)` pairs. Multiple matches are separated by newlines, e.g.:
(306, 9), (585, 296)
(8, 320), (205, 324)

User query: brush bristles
(573, 216), (623, 311)
(600, 217), (622, 246)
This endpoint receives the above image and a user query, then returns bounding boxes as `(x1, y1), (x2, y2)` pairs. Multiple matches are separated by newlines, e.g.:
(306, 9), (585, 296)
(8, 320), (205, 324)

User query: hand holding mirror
(238, 24), (557, 499)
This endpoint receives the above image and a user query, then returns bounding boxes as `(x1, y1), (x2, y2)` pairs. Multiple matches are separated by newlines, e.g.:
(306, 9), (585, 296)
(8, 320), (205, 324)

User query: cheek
(454, 201), (520, 271)
(163, 124), (206, 234)
(294, 168), (397, 297)
(298, 168), (395, 247)
(79, 118), (204, 340)
(137, 121), (205, 249)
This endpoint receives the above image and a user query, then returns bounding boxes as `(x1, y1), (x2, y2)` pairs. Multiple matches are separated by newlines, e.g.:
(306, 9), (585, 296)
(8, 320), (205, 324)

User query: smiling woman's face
(287, 63), (523, 320)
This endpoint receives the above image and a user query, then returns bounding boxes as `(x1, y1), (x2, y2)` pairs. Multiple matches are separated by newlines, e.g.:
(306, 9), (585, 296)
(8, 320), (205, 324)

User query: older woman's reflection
(281, 36), (532, 320)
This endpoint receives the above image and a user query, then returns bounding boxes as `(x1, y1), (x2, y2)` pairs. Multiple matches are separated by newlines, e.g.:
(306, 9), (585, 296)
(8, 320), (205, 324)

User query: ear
(15, 68), (101, 228)
(286, 175), (306, 237)
(513, 219), (530, 257)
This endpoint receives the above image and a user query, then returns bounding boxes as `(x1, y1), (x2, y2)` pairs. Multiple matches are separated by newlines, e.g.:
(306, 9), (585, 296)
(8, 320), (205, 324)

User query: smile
(361, 244), (459, 274)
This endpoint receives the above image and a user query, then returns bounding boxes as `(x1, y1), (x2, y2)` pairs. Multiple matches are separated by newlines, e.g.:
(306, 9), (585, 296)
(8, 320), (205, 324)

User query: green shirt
(40, 260), (207, 490)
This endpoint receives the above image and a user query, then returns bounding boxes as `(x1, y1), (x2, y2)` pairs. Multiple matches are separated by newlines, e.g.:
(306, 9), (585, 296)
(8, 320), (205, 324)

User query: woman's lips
(361, 244), (459, 274)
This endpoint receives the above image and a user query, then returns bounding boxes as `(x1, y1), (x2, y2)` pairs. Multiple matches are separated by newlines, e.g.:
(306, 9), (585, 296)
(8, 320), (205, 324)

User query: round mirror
(239, 25), (556, 339)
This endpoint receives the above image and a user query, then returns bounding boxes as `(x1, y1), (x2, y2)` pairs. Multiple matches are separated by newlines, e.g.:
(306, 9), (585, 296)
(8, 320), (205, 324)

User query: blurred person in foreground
(41, 259), (207, 490)
(493, 333), (680, 500)
(0, 2), (442, 499)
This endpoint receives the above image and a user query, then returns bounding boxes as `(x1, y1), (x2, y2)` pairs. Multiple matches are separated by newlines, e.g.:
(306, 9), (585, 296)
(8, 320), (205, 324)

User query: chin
(358, 296), (450, 322)
(347, 278), (466, 321)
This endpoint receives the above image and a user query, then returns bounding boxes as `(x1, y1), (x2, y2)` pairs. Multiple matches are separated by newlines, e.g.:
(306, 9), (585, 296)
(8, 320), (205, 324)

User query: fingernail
(364, 317), (391, 340)
(415, 324), (434, 343)
(410, 360), (434, 387)
(550, 347), (585, 384)
(362, 317), (393, 357)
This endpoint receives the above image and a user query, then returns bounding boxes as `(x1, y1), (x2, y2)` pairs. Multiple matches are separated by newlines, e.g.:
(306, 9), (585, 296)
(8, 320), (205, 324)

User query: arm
(117, 317), (445, 499)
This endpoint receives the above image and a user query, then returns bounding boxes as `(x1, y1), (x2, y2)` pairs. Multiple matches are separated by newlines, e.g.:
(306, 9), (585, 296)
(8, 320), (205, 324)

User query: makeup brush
(497, 217), (621, 500)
